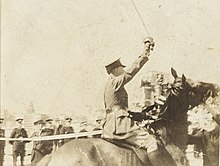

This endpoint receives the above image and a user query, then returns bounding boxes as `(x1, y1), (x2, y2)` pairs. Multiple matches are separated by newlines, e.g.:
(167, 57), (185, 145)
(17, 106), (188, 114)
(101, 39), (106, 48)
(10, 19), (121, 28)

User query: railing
(0, 130), (103, 141)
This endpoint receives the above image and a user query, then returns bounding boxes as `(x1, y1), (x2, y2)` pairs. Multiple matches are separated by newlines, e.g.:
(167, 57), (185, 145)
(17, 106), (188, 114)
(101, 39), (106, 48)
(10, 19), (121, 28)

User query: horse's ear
(171, 68), (178, 78)
(203, 90), (213, 103)
(182, 74), (186, 83)
(205, 90), (213, 98)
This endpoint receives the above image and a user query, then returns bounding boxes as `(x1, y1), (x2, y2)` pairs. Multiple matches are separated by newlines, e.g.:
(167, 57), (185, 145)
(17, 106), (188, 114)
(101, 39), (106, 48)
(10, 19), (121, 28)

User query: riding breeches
(123, 128), (159, 153)
(103, 126), (159, 153)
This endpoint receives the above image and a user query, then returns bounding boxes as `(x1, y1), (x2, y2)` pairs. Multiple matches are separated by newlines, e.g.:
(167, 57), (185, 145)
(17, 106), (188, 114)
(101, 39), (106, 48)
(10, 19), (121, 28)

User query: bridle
(155, 81), (190, 122)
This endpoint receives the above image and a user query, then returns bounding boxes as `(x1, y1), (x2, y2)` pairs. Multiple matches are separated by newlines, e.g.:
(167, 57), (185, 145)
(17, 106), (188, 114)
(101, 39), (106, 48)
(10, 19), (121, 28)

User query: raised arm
(113, 37), (155, 90)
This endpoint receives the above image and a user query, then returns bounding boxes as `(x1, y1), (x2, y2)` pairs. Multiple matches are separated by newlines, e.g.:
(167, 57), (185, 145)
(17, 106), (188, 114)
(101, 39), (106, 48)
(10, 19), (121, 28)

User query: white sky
(1, 0), (220, 116)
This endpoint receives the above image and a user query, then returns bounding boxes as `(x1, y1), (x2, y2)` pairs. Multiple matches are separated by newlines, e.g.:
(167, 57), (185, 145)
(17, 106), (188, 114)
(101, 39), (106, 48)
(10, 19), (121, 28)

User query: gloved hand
(143, 37), (155, 56)
(128, 110), (152, 121)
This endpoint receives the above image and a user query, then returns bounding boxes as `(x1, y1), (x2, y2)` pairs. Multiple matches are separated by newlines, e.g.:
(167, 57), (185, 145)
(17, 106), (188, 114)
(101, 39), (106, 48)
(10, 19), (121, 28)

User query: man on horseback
(103, 37), (176, 166)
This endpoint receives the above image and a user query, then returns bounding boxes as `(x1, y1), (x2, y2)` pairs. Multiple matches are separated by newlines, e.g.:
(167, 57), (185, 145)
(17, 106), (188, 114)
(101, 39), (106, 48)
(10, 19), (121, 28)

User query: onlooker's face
(17, 119), (23, 127)
(66, 118), (72, 126)
(46, 120), (53, 127)
(39, 123), (45, 129)
(81, 122), (87, 128)
(95, 120), (101, 127)
(55, 120), (61, 125)
(33, 123), (38, 130)
(96, 120), (101, 124)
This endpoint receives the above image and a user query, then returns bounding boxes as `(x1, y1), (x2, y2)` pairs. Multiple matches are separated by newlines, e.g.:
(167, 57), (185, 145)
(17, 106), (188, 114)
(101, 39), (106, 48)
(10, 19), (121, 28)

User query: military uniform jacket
(34, 128), (54, 155)
(53, 124), (63, 145)
(31, 130), (42, 147)
(92, 127), (102, 138)
(60, 126), (74, 144)
(79, 129), (88, 139)
(0, 128), (4, 162)
(55, 124), (63, 135)
(103, 54), (149, 139)
(60, 126), (74, 134)
(0, 129), (5, 148)
(9, 128), (28, 152)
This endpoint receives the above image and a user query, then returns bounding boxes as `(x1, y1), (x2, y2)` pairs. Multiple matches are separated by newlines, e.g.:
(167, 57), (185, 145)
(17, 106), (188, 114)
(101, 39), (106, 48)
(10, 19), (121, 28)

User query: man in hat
(78, 121), (88, 139)
(31, 119), (45, 137)
(59, 116), (74, 146)
(9, 117), (28, 166)
(92, 117), (102, 138)
(0, 118), (5, 166)
(31, 118), (54, 165)
(103, 37), (176, 166)
(54, 117), (63, 149)
(54, 117), (63, 135)
(31, 119), (45, 166)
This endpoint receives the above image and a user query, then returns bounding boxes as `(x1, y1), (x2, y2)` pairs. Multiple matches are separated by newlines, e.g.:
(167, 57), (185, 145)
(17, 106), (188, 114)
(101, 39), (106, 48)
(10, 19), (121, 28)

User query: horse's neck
(161, 94), (189, 120)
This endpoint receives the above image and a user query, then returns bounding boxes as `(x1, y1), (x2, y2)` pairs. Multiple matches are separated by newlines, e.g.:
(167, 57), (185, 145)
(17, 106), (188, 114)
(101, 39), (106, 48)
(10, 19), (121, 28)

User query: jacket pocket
(115, 109), (131, 135)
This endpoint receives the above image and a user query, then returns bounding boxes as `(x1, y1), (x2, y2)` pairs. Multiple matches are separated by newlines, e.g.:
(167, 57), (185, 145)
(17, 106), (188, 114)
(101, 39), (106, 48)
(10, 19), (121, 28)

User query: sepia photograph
(1, 0), (220, 165)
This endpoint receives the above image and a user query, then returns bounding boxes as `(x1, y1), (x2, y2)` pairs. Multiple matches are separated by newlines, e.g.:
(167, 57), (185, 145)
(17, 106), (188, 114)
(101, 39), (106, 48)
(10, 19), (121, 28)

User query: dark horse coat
(38, 138), (151, 166)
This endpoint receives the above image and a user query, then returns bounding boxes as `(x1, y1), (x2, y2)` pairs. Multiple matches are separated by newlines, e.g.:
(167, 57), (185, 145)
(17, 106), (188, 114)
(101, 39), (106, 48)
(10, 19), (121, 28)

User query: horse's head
(169, 68), (220, 109)
(170, 68), (188, 97)
(159, 68), (189, 117)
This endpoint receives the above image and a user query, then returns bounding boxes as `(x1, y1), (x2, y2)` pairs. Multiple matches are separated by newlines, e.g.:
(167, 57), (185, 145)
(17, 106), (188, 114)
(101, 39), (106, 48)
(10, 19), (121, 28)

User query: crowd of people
(0, 115), (103, 166)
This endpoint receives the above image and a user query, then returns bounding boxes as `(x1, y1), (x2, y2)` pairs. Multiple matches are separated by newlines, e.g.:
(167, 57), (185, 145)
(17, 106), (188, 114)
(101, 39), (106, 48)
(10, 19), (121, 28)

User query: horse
(37, 68), (219, 166)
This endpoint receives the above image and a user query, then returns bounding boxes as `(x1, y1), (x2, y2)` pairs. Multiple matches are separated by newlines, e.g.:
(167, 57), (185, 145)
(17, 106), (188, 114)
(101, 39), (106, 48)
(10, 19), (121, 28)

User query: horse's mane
(186, 79), (220, 109)
(187, 79), (220, 97)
